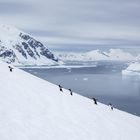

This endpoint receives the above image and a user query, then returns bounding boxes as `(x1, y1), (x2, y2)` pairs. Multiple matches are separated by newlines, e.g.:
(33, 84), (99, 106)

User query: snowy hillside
(0, 61), (140, 140)
(122, 62), (140, 75)
(55, 49), (135, 62)
(0, 24), (60, 66)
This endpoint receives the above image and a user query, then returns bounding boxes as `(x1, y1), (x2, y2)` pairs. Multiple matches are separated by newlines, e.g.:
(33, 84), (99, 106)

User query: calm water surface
(22, 62), (140, 116)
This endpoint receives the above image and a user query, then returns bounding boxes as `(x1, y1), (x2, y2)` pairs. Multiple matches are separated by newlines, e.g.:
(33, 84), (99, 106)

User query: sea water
(22, 62), (140, 116)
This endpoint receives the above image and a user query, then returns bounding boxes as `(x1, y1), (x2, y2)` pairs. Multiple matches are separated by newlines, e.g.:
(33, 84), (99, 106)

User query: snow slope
(55, 49), (135, 62)
(0, 24), (60, 66)
(122, 62), (140, 75)
(0, 61), (140, 140)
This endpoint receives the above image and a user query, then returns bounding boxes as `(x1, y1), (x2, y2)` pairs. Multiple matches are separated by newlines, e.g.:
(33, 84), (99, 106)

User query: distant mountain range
(0, 24), (61, 66)
(0, 25), (138, 66)
(55, 49), (136, 62)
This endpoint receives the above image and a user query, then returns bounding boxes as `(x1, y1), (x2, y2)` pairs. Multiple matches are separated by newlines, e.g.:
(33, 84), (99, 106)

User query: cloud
(0, 1), (32, 15)
(0, 0), (140, 50)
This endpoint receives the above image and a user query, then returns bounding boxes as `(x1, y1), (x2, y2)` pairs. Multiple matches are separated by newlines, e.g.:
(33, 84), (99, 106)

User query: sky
(0, 0), (140, 52)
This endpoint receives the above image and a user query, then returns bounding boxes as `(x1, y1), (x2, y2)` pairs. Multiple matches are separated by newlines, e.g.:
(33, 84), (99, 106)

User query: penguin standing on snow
(109, 103), (113, 110)
(58, 85), (63, 92)
(92, 98), (98, 105)
(69, 89), (73, 96)
(8, 66), (13, 72)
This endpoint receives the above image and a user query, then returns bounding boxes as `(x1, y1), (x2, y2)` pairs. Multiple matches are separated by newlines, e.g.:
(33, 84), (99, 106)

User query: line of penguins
(58, 84), (114, 111)
(8, 66), (113, 111)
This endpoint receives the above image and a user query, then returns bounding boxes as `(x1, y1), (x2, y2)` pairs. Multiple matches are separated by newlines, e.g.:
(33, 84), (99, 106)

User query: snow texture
(0, 61), (140, 140)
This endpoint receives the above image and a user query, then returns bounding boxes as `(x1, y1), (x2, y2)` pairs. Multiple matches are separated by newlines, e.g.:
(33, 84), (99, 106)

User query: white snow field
(0, 61), (140, 140)
(122, 62), (140, 75)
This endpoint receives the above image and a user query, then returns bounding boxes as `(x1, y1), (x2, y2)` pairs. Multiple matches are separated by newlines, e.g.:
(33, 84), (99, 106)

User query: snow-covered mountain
(0, 60), (140, 140)
(122, 62), (140, 75)
(55, 49), (136, 62)
(0, 24), (60, 66)
(122, 55), (140, 75)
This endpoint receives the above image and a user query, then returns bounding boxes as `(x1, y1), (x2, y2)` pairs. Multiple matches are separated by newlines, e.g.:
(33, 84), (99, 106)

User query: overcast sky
(0, 0), (140, 51)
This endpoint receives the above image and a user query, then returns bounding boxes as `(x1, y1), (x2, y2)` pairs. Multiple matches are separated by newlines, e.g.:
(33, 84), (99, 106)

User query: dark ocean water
(22, 62), (140, 117)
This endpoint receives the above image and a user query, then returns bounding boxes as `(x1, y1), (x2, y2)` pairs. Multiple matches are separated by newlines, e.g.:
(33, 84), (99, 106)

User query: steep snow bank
(0, 61), (140, 140)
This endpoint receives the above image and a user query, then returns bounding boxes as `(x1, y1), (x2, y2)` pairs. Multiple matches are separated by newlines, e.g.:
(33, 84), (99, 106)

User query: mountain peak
(0, 25), (60, 66)
(0, 24), (20, 36)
